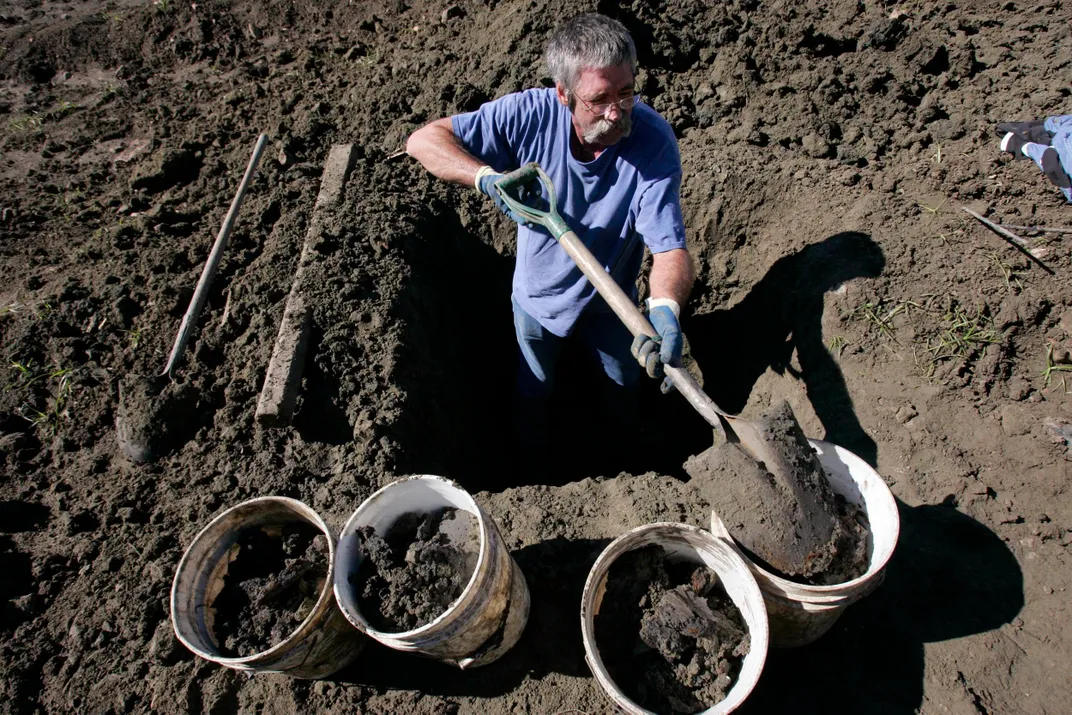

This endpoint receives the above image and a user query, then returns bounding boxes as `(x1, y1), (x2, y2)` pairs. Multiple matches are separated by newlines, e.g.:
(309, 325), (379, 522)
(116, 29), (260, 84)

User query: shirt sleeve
(635, 169), (688, 254)
(451, 92), (529, 172)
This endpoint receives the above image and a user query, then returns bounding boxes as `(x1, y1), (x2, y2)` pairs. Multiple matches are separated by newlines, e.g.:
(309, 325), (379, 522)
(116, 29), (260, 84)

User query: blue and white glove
(475, 166), (530, 226)
(631, 298), (683, 382)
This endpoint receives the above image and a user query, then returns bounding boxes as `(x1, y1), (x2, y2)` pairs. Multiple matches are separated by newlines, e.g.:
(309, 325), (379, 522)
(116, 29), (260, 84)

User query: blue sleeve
(451, 92), (531, 172)
(636, 169), (688, 254)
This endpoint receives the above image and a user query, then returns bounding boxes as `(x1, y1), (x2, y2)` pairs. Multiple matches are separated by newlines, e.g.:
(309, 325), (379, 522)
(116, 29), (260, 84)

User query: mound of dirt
(596, 545), (750, 713)
(210, 522), (327, 658)
(351, 508), (478, 633)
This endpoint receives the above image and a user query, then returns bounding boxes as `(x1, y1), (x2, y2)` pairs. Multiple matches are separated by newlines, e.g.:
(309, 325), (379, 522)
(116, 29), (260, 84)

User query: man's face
(557, 63), (636, 147)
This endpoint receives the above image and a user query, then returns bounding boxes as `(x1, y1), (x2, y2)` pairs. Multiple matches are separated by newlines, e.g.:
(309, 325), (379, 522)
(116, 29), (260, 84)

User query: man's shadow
(682, 230), (885, 466)
(740, 498), (1024, 713)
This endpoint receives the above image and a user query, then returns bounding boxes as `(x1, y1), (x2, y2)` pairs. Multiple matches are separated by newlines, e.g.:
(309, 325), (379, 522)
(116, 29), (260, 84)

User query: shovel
(493, 162), (790, 474)
(116, 134), (269, 463)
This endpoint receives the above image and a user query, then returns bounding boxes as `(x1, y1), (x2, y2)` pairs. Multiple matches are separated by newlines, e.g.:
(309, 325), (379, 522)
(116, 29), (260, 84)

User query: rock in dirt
(210, 523), (328, 657)
(351, 508), (478, 633)
(596, 545), (749, 714)
(686, 400), (869, 584)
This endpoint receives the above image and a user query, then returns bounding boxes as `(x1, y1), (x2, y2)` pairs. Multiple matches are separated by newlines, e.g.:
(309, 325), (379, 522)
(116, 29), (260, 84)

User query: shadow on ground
(684, 230), (886, 466)
(739, 499), (1024, 714)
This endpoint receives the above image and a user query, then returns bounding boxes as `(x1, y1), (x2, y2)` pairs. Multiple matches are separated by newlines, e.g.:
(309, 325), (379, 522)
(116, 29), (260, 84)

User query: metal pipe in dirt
(162, 133), (269, 378)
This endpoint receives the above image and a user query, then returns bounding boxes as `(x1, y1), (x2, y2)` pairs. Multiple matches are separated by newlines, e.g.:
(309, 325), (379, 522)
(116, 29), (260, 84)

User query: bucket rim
(580, 521), (769, 715)
(170, 495), (340, 667)
(332, 474), (489, 641)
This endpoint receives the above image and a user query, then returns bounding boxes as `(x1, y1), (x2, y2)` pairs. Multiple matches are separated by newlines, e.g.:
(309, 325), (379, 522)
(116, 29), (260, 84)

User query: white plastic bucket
(709, 439), (900, 648)
(170, 496), (365, 679)
(580, 522), (769, 715)
(333, 475), (530, 668)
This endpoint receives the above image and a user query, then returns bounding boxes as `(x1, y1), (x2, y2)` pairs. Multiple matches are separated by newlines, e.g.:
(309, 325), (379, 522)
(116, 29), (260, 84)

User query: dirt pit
(688, 401), (870, 584)
(210, 522), (327, 658)
(351, 507), (479, 633)
(596, 545), (750, 714)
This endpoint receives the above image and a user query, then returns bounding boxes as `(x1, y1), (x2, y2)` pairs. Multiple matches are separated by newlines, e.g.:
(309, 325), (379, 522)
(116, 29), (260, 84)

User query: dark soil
(596, 545), (750, 714)
(211, 522), (327, 658)
(0, 0), (1068, 712)
(686, 400), (871, 583)
(351, 508), (478, 633)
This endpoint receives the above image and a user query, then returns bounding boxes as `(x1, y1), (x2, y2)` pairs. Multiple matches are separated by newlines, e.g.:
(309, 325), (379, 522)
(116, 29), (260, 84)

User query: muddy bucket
(171, 496), (364, 678)
(333, 475), (530, 668)
(710, 439), (900, 648)
(581, 522), (769, 715)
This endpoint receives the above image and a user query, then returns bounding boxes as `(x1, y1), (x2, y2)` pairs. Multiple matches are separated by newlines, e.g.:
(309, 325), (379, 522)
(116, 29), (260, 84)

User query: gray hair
(545, 13), (637, 93)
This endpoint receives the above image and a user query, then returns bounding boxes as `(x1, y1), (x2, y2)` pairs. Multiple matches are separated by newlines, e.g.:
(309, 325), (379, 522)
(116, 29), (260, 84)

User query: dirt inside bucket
(687, 400), (870, 584)
(210, 522), (328, 657)
(351, 507), (479, 633)
(596, 545), (750, 714)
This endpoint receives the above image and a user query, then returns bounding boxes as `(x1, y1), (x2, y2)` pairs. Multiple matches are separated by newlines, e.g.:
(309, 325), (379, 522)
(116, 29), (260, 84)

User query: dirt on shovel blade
(210, 522), (328, 657)
(351, 507), (479, 633)
(596, 545), (750, 714)
(687, 400), (869, 584)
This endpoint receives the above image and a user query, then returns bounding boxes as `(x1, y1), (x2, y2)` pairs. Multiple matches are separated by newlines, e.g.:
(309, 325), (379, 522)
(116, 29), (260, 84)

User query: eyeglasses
(574, 91), (641, 116)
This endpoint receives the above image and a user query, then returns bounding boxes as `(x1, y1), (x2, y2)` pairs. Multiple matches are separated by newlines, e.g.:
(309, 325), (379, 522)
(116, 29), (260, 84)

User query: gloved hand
(631, 299), (683, 380)
(475, 166), (530, 226)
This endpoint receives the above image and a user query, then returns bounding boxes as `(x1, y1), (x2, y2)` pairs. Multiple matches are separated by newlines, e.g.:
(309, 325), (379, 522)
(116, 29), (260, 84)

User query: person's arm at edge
(406, 117), (486, 188)
(649, 247), (694, 308)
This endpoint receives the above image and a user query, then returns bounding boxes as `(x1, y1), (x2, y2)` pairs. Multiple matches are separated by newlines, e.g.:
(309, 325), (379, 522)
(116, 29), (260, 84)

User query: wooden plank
(256, 144), (356, 426)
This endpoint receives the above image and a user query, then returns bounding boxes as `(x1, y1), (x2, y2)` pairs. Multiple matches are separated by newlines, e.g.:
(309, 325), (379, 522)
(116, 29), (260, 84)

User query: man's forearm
(406, 117), (486, 188)
(649, 248), (695, 307)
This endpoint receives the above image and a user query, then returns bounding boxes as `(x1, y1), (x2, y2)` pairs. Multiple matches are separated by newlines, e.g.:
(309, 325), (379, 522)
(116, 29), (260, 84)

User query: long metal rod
(962, 207), (1055, 276)
(163, 133), (269, 378)
(999, 223), (1072, 235)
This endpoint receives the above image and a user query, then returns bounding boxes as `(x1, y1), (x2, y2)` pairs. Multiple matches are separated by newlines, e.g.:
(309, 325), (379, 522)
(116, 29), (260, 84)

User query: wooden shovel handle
(556, 227), (729, 439)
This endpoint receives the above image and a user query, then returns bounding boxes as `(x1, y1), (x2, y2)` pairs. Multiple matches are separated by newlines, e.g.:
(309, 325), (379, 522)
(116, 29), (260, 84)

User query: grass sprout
(1041, 344), (1072, 393)
(925, 304), (999, 374)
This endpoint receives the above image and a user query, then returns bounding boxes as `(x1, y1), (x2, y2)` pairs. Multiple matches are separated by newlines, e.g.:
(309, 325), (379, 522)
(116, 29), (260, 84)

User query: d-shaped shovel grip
(495, 163), (572, 239)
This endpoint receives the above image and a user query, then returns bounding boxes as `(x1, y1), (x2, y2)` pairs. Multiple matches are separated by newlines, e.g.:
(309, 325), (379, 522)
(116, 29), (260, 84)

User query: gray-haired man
(407, 13), (693, 422)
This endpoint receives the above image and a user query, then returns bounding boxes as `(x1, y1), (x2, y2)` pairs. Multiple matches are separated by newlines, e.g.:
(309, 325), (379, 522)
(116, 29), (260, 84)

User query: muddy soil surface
(1, 0), (1070, 712)
(687, 400), (870, 583)
(596, 545), (749, 713)
(211, 522), (327, 657)
(351, 508), (478, 633)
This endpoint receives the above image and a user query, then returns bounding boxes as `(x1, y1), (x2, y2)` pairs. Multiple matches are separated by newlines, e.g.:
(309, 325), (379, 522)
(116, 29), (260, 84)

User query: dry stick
(162, 133), (269, 378)
(961, 207), (1056, 276)
(999, 223), (1072, 235)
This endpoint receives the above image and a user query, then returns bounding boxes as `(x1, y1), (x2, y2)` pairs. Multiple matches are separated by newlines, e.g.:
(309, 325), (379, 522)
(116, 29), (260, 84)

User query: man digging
(406, 13), (694, 457)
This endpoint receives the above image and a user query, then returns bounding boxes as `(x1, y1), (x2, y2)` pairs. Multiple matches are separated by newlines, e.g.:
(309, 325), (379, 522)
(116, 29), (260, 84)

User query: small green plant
(9, 114), (42, 132)
(102, 11), (124, 25)
(125, 328), (142, 351)
(988, 251), (1023, 293)
(925, 304), (999, 375)
(848, 300), (920, 341)
(930, 144), (943, 164)
(1041, 344), (1072, 393)
(153, 0), (172, 10)
(828, 335), (848, 359)
(23, 367), (72, 435)
(918, 198), (947, 215)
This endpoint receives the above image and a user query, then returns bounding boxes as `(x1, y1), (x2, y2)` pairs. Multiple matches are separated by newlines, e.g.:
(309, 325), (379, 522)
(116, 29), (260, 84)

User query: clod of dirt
(351, 507), (478, 633)
(686, 400), (869, 583)
(115, 374), (198, 463)
(210, 522), (328, 658)
(596, 545), (750, 714)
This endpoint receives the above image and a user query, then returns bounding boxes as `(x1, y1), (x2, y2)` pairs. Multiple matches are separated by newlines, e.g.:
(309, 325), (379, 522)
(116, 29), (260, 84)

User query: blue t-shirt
(451, 88), (687, 337)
